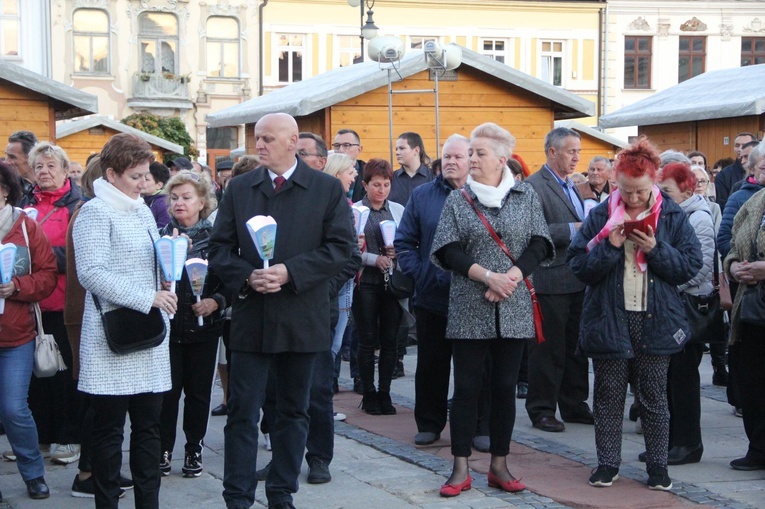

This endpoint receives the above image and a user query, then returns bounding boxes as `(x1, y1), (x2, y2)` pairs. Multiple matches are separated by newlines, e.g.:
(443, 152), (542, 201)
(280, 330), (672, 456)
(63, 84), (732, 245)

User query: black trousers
(91, 392), (163, 509)
(159, 340), (218, 455)
(28, 312), (84, 444)
(77, 393), (95, 472)
(668, 343), (705, 447)
(414, 308), (452, 434)
(739, 323), (765, 464)
(352, 283), (403, 393)
(450, 338), (524, 458)
(526, 292), (590, 423)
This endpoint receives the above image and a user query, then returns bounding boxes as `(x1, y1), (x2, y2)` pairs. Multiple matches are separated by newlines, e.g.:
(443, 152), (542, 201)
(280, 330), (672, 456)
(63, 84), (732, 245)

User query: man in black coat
(715, 132), (756, 211)
(209, 113), (356, 509)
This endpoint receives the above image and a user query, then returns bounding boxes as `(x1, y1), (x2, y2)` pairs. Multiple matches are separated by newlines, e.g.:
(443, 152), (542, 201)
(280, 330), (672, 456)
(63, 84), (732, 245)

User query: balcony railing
(132, 73), (190, 100)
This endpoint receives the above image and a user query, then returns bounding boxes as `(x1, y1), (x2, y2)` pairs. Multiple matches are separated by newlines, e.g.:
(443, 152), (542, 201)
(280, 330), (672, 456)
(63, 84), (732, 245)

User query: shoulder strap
(38, 207), (60, 226)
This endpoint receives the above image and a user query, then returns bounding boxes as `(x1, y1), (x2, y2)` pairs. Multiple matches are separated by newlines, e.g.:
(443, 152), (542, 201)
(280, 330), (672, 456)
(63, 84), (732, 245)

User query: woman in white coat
(73, 133), (177, 509)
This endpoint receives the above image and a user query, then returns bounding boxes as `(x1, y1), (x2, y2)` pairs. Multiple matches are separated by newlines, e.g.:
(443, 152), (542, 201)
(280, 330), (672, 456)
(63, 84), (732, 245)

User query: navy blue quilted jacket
(566, 193), (702, 359)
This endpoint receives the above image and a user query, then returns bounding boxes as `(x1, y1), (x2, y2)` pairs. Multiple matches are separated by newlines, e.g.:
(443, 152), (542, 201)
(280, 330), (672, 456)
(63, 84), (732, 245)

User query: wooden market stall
(57, 116), (183, 166)
(0, 61), (97, 143)
(206, 44), (595, 172)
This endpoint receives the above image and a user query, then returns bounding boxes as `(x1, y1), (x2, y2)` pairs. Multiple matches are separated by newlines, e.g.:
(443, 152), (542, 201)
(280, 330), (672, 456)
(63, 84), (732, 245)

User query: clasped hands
(248, 263), (290, 294)
(484, 266), (523, 303)
(608, 223), (656, 253)
(731, 260), (765, 285)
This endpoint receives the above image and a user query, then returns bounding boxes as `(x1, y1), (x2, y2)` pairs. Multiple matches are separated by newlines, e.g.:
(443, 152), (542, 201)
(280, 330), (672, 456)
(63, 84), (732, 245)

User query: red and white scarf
(586, 185), (663, 272)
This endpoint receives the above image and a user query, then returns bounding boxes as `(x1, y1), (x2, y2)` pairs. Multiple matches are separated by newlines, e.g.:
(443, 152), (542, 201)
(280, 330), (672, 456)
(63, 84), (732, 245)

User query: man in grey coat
(524, 127), (593, 433)
(209, 113), (356, 509)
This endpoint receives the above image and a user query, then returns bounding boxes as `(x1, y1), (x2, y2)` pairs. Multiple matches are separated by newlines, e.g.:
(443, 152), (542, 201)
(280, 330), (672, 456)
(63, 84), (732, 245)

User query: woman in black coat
(567, 138), (702, 491)
(158, 171), (228, 478)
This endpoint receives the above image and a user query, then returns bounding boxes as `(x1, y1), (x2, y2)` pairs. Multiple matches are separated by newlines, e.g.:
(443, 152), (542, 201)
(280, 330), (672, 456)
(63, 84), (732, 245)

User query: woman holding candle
(158, 171), (227, 478)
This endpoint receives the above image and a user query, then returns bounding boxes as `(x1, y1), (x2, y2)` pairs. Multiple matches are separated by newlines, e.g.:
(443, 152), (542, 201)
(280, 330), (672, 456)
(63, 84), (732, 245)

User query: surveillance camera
(368, 36), (405, 63)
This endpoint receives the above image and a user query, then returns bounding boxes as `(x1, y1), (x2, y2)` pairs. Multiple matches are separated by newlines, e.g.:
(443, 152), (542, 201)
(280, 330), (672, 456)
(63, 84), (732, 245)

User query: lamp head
(367, 36), (405, 63)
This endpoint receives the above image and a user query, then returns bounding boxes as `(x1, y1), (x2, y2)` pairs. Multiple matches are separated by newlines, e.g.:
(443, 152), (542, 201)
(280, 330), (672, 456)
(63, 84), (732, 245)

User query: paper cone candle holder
(184, 258), (208, 326)
(352, 205), (370, 236)
(246, 215), (277, 269)
(155, 236), (189, 319)
(0, 243), (17, 314)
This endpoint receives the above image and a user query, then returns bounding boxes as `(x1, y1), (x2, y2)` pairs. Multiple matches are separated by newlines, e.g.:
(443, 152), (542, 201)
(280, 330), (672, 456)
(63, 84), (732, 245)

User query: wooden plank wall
(640, 116), (764, 168)
(329, 67), (555, 171)
(58, 126), (167, 166)
(0, 81), (53, 144)
(579, 133), (621, 169)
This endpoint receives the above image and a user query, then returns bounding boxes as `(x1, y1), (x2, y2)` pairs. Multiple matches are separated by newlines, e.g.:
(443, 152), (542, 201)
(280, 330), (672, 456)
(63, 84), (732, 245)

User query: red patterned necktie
(273, 176), (286, 193)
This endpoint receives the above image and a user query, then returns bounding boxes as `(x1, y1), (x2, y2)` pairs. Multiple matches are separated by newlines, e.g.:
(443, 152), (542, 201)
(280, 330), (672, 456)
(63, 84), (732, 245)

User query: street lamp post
(347, 0), (379, 58)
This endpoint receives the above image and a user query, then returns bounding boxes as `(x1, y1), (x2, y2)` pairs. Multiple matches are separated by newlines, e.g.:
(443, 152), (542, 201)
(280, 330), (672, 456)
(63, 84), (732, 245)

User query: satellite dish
(368, 36), (405, 63)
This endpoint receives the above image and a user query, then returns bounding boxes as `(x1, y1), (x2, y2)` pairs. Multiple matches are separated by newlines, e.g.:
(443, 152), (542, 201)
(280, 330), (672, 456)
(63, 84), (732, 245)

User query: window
(277, 33), (304, 83)
(336, 35), (362, 67)
(480, 39), (507, 63)
(742, 37), (765, 66)
(206, 16), (240, 78)
(206, 127), (238, 150)
(678, 36), (705, 83)
(138, 12), (178, 75)
(624, 36), (652, 89)
(409, 36), (438, 50)
(0, 0), (19, 58)
(540, 40), (563, 86)
(73, 9), (110, 74)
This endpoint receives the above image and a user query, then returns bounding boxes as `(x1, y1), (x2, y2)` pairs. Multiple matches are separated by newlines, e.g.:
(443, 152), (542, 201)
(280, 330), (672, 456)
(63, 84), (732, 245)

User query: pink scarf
(586, 185), (663, 272)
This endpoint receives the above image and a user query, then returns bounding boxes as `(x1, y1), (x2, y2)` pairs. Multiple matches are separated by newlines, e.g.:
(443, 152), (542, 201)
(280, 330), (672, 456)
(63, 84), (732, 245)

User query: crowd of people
(0, 121), (762, 509)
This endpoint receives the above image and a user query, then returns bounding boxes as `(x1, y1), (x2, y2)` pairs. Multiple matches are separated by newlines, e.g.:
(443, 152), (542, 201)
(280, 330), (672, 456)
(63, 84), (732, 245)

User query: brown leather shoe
(533, 416), (565, 432)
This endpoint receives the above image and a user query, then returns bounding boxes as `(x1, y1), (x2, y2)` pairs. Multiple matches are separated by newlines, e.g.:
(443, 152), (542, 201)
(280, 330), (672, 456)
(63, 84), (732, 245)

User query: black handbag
(683, 243), (725, 343)
(92, 231), (167, 355)
(738, 236), (765, 328)
(384, 269), (414, 300)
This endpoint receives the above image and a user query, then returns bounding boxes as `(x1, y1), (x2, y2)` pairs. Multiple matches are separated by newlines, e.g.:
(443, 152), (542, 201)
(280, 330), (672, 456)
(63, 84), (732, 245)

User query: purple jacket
(144, 193), (171, 229)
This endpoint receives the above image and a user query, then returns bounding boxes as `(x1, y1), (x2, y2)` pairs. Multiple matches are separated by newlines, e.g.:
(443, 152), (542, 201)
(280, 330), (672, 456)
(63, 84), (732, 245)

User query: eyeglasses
(332, 143), (360, 150)
(297, 150), (321, 158)
(696, 179), (709, 186)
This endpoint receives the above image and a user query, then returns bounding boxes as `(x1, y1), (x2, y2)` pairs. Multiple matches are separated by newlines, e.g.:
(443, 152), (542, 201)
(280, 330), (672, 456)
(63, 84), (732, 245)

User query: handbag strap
(19, 218), (49, 337)
(460, 189), (537, 297)
(92, 230), (160, 316)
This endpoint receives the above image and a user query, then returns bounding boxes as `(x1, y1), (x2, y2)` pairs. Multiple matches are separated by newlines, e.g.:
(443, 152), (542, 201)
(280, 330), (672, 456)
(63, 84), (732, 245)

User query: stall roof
(555, 120), (629, 148)
(206, 43), (595, 127)
(599, 64), (765, 129)
(0, 62), (97, 120)
(57, 116), (184, 154)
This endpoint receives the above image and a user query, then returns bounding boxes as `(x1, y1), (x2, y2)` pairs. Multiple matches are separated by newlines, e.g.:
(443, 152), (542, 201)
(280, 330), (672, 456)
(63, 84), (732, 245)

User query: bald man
(209, 113), (356, 509)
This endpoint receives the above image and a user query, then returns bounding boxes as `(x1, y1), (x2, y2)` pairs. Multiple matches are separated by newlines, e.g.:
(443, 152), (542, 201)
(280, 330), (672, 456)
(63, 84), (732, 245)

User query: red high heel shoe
(439, 475), (472, 497)
(487, 471), (525, 493)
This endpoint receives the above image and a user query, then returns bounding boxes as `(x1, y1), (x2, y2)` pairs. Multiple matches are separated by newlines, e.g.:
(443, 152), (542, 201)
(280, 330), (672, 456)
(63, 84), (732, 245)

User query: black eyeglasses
(297, 150), (321, 158)
(332, 143), (360, 150)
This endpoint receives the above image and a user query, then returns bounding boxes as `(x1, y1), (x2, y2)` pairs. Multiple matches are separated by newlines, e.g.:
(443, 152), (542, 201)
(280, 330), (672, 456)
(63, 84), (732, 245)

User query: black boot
(378, 391), (396, 415)
(361, 390), (381, 415)
(712, 364), (728, 387)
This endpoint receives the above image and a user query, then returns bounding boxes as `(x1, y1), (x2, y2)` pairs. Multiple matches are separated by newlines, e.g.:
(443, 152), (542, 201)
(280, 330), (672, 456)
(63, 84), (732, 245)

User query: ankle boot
(378, 391), (396, 415)
(712, 364), (728, 387)
(361, 390), (381, 415)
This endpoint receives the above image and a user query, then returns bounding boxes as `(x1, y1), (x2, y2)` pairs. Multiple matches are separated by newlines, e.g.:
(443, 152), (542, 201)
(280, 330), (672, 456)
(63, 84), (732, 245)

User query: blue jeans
(223, 350), (317, 508)
(0, 340), (44, 481)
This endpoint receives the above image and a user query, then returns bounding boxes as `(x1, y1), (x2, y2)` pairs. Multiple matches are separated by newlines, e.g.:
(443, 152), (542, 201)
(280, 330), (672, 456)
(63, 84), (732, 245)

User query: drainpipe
(601, 1), (609, 120)
(258, 0), (269, 97)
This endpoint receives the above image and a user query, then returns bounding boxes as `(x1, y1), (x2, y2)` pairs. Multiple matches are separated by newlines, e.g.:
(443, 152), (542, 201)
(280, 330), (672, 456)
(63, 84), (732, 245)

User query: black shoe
(306, 457), (331, 484)
(119, 473), (134, 490)
(638, 451), (647, 463)
(257, 461), (271, 481)
(647, 466), (672, 491)
(182, 451), (203, 477)
(71, 474), (126, 499)
(0, 487), (3, 502)
(391, 360), (405, 379)
(712, 365), (728, 387)
(533, 416), (565, 432)
(628, 401), (642, 422)
(667, 444), (703, 465)
(332, 377), (339, 394)
(563, 410), (595, 425)
(730, 456), (765, 471)
(353, 377), (363, 395)
(589, 465), (619, 487)
(414, 432), (440, 445)
(377, 391), (396, 415)
(211, 403), (228, 416)
(268, 502), (296, 509)
(25, 476), (50, 499)
(0, 420), (4, 435)
(516, 381), (528, 399)
(160, 450), (172, 476)
(361, 390), (381, 415)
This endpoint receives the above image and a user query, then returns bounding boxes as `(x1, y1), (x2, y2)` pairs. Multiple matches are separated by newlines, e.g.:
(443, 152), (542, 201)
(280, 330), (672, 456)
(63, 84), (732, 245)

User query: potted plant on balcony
(136, 72), (152, 82)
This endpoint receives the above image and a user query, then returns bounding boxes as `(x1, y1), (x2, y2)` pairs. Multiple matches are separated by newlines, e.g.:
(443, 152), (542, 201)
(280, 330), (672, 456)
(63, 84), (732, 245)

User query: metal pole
(360, 1), (365, 59)
(388, 67), (394, 165)
(434, 71), (440, 159)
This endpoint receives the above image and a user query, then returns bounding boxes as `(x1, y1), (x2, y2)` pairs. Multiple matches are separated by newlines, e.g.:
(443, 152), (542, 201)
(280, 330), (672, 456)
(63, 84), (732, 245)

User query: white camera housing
(367, 36), (405, 63)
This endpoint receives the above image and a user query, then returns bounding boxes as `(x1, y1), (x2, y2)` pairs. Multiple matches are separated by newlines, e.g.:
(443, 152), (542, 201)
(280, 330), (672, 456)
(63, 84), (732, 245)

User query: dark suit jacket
(525, 166), (586, 294)
(208, 159), (356, 354)
(350, 160), (366, 202)
(714, 160), (745, 212)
